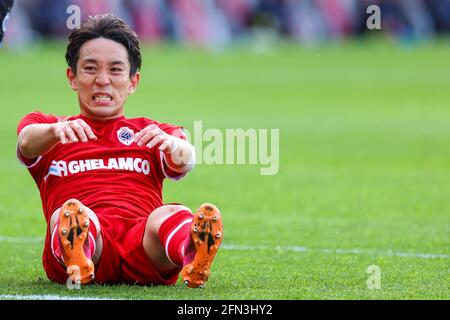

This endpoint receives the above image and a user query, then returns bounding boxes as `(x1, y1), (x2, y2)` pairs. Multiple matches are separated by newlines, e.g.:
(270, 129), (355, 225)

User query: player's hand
(134, 124), (176, 153)
(52, 119), (97, 144)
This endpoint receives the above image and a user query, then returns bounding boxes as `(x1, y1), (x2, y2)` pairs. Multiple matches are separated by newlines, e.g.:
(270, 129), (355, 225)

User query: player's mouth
(92, 93), (113, 106)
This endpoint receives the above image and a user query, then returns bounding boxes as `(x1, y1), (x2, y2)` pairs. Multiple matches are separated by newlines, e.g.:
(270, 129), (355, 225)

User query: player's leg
(142, 204), (193, 273)
(49, 199), (102, 284)
(143, 203), (223, 288)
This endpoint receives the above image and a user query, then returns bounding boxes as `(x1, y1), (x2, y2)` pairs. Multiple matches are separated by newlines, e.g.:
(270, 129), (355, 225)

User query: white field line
(0, 236), (42, 243)
(221, 244), (449, 259)
(0, 236), (448, 259)
(0, 294), (119, 300)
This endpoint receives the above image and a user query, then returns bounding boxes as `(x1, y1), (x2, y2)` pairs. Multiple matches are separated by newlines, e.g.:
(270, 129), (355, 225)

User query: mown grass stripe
(1, 236), (447, 259)
(0, 294), (120, 300)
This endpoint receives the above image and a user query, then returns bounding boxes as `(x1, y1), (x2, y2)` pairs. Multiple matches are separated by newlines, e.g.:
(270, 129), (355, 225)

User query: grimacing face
(67, 37), (140, 121)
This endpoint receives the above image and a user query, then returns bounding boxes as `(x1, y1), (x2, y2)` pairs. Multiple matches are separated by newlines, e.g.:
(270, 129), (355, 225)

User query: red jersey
(17, 112), (189, 222)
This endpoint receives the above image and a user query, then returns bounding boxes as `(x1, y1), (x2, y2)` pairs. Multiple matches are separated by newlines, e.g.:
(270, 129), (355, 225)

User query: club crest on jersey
(117, 127), (135, 146)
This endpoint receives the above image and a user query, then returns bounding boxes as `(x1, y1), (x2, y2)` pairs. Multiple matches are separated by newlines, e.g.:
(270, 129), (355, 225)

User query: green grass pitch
(0, 40), (449, 299)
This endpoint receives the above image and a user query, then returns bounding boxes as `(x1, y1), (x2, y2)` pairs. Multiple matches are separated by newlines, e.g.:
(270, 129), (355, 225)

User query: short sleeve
(16, 111), (60, 167)
(158, 123), (187, 140)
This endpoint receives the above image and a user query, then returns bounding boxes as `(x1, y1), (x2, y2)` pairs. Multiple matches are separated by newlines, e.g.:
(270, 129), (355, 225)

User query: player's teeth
(94, 95), (111, 101)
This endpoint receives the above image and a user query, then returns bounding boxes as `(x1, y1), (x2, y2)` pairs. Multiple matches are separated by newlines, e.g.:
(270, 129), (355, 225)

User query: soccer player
(16, 14), (223, 288)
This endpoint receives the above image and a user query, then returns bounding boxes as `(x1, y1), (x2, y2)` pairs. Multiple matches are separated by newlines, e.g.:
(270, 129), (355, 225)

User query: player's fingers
(135, 124), (160, 144)
(134, 127), (149, 142)
(58, 126), (68, 144)
(133, 130), (144, 143)
(77, 120), (97, 140)
(137, 129), (160, 146)
(63, 124), (78, 143)
(146, 134), (165, 149)
(144, 124), (159, 132)
(70, 122), (88, 143)
(158, 140), (171, 152)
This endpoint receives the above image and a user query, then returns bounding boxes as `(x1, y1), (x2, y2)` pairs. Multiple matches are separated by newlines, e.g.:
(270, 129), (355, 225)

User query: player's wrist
(163, 139), (195, 172)
(50, 123), (60, 141)
(162, 136), (179, 155)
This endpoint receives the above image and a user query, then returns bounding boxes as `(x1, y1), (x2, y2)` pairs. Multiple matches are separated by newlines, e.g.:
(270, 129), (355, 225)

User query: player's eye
(111, 67), (123, 72)
(83, 66), (96, 72)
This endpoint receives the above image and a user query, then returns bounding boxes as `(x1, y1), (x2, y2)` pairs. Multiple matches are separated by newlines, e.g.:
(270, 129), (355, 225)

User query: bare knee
(142, 204), (192, 272)
(145, 204), (191, 237)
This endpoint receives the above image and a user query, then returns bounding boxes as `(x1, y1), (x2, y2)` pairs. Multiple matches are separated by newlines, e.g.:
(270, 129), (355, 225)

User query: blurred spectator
(425, 0), (450, 32)
(2, 0), (450, 49)
(0, 0), (14, 44)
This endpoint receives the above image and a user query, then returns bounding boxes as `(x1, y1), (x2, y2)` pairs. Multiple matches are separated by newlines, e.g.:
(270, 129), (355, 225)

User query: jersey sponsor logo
(44, 157), (151, 181)
(44, 160), (67, 180)
(117, 127), (134, 146)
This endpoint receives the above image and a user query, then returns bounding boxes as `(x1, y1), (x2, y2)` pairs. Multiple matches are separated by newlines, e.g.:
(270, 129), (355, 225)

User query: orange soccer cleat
(58, 199), (95, 285)
(181, 203), (223, 288)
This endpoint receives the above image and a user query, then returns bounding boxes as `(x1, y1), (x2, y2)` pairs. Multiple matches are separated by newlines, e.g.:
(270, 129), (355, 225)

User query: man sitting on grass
(16, 14), (223, 288)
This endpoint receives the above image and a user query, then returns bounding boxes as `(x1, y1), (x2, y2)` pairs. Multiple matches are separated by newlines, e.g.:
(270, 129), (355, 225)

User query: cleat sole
(181, 203), (223, 288)
(58, 199), (94, 285)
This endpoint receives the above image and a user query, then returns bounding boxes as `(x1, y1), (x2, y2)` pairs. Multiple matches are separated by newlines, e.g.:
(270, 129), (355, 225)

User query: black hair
(65, 14), (141, 76)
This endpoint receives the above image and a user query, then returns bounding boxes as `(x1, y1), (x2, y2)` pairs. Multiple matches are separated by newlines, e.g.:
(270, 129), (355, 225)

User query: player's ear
(66, 67), (78, 91)
(128, 72), (140, 95)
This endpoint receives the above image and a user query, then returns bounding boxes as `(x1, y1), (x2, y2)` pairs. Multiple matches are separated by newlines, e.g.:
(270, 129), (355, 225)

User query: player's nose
(95, 71), (111, 86)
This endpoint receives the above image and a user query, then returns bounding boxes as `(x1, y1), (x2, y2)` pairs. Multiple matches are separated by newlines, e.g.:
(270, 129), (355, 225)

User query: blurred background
(3, 0), (450, 49)
(0, 0), (449, 299)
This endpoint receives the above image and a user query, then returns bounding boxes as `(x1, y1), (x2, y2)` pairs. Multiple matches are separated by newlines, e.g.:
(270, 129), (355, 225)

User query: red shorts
(42, 205), (181, 285)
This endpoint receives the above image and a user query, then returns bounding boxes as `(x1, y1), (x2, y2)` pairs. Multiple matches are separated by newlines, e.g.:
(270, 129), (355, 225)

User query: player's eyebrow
(81, 58), (98, 64)
(80, 58), (127, 66)
(109, 60), (127, 66)
(80, 58), (98, 64)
